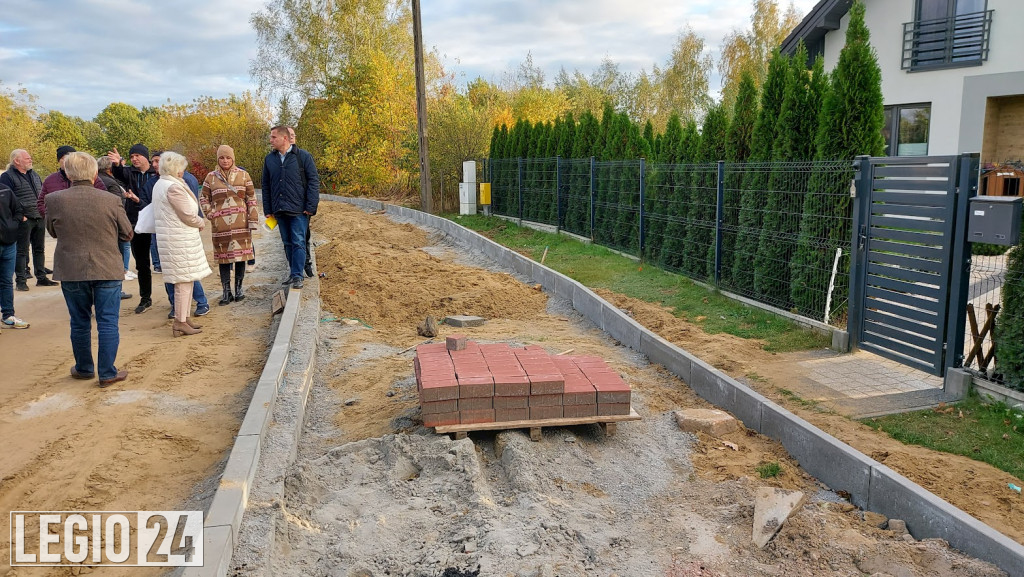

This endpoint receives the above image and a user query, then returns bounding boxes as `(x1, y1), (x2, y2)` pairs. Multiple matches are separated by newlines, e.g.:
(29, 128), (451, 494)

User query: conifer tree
(731, 50), (788, 293)
(754, 42), (813, 306)
(791, 0), (884, 316)
(661, 120), (699, 270)
(571, 111), (601, 236)
(996, 242), (1024, 390)
(719, 72), (758, 286)
(683, 103), (728, 280)
(646, 113), (684, 263)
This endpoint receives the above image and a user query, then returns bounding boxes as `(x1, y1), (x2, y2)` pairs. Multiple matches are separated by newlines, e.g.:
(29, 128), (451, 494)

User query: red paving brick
(458, 396), (493, 411)
(493, 395), (529, 409)
(495, 408), (529, 422)
(457, 375), (494, 398)
(530, 406), (563, 420)
(420, 379), (459, 402)
(460, 409), (496, 424)
(529, 374), (565, 395)
(563, 404), (597, 418)
(423, 411), (459, 427)
(597, 403), (631, 416)
(529, 393), (563, 407)
(421, 399), (458, 414)
(493, 375), (531, 397)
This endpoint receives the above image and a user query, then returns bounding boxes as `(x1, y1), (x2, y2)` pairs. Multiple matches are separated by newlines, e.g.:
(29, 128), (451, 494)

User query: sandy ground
(0, 225), (283, 576)
(258, 202), (1007, 576)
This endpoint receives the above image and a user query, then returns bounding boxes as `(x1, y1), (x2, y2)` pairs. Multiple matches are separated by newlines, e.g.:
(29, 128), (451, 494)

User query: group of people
(0, 124), (320, 387)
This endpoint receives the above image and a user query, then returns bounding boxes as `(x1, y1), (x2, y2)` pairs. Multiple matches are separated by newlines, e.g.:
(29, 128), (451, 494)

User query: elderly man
(262, 125), (319, 289)
(1, 149), (56, 291)
(45, 152), (133, 387)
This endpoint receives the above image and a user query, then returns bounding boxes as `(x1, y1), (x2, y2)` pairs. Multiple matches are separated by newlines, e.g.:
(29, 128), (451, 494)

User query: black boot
(234, 278), (245, 302)
(219, 283), (234, 306)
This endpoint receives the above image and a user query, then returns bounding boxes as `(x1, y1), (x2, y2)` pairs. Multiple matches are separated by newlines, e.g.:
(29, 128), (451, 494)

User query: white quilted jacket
(152, 176), (212, 284)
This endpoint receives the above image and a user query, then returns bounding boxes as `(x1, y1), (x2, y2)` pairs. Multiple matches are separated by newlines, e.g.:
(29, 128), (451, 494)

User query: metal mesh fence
(485, 156), (856, 328)
(963, 244), (1024, 392)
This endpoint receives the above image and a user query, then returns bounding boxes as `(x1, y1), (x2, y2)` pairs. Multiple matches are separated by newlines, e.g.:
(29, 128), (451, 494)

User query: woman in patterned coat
(200, 145), (258, 306)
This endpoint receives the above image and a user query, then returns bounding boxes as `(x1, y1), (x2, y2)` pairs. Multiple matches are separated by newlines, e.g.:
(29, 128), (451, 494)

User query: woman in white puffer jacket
(152, 151), (211, 337)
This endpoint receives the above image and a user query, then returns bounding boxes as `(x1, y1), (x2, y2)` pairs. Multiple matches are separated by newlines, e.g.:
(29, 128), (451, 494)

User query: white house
(781, 0), (1024, 164)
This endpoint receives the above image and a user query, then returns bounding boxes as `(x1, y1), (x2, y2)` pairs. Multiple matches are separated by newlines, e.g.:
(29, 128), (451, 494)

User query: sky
(0, 0), (820, 120)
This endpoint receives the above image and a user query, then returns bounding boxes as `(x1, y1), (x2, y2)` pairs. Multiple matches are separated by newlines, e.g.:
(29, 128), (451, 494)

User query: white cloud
(0, 0), (819, 119)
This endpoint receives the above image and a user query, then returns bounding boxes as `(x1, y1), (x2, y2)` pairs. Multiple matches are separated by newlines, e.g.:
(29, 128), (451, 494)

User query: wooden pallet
(434, 408), (641, 441)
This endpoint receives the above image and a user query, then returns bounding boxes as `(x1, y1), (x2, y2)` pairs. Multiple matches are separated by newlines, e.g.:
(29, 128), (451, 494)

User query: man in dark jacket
(0, 181), (28, 330)
(107, 143), (158, 314)
(262, 125), (320, 289)
(1, 149), (57, 291)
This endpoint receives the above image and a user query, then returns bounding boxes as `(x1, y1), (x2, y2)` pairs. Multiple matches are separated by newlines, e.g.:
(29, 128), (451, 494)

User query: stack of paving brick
(415, 337), (632, 428)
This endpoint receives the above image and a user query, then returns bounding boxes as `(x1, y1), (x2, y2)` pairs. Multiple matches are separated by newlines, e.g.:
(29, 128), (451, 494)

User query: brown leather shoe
(98, 370), (128, 388)
(172, 319), (202, 337)
(70, 367), (94, 380)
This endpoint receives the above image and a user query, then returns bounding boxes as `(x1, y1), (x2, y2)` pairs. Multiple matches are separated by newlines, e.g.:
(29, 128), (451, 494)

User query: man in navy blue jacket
(262, 125), (319, 289)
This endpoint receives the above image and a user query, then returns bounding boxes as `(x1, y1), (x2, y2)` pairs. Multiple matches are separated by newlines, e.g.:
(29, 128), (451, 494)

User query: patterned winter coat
(200, 167), (258, 264)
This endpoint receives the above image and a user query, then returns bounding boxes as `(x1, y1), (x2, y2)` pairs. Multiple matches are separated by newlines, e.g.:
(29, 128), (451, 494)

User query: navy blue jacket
(261, 146), (319, 216)
(112, 164), (158, 225)
(0, 183), (24, 245)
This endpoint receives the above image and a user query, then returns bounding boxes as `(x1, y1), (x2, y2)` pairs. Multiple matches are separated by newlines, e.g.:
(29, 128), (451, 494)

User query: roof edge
(781, 0), (854, 54)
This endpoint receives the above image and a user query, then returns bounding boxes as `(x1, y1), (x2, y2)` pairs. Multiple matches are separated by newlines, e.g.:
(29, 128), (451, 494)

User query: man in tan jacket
(44, 152), (134, 387)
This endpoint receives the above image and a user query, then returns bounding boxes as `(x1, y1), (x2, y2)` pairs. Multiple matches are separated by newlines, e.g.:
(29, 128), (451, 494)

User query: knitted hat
(216, 144), (235, 163)
(56, 145), (76, 161)
(128, 143), (150, 159)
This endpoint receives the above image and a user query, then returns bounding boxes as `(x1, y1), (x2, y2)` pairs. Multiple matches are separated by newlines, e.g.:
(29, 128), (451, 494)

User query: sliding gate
(848, 154), (979, 376)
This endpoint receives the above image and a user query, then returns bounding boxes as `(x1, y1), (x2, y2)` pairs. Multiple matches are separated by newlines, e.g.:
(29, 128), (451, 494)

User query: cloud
(0, 0), (819, 119)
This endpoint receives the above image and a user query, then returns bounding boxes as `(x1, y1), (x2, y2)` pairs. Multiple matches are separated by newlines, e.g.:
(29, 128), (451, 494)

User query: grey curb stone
(943, 367), (971, 400)
(188, 525), (232, 577)
(761, 403), (874, 509)
(329, 197), (1024, 576)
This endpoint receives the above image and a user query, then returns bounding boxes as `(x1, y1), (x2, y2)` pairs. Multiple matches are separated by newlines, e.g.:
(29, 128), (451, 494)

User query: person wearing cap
(0, 179), (28, 330)
(1, 149), (50, 292)
(44, 152), (133, 387)
(107, 143), (157, 314)
(201, 144), (257, 305)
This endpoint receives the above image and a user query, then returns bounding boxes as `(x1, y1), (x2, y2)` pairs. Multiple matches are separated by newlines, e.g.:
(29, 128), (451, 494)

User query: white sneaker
(125, 270), (138, 280)
(2, 315), (29, 329)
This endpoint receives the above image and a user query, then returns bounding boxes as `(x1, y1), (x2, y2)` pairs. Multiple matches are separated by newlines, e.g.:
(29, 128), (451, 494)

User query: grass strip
(449, 214), (829, 353)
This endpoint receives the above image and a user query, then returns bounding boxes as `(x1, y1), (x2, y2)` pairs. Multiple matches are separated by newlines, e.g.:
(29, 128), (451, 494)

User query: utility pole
(412, 0), (433, 213)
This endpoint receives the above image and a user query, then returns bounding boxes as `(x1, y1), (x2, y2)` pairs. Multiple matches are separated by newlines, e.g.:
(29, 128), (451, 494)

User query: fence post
(555, 156), (562, 231)
(638, 158), (646, 258)
(517, 157), (524, 222)
(590, 156), (596, 241)
(944, 153), (979, 373)
(714, 160), (725, 286)
(847, 155), (872, 349)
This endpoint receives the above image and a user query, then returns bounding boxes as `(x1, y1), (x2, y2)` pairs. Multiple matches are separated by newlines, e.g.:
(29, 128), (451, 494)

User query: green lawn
(863, 395), (1024, 481)
(449, 214), (829, 353)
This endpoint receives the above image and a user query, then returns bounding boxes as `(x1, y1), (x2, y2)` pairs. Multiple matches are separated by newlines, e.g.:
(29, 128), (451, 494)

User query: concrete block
(602, 306), (643, 351)
(831, 330), (850, 352)
(236, 376), (278, 438)
(181, 524), (232, 577)
(532, 264), (557, 293)
(444, 315), (486, 327)
(760, 402), (873, 509)
(725, 380), (769, 434)
(688, 358), (727, 406)
(943, 368), (971, 400)
(674, 408), (739, 437)
(752, 488), (806, 548)
(508, 251), (534, 279)
(204, 485), (246, 545)
(571, 285), (606, 330)
(868, 464), (1024, 577)
(446, 334), (467, 351)
(639, 332), (691, 384)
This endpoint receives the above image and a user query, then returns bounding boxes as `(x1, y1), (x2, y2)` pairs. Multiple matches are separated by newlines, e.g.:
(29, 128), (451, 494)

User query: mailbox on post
(968, 195), (1022, 246)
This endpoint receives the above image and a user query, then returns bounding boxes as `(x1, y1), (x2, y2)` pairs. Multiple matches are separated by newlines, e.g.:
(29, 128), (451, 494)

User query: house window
(883, 104), (931, 157)
(903, 0), (991, 70)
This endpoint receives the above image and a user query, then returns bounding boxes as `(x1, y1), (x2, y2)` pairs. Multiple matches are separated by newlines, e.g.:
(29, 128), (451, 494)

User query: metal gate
(848, 154), (978, 376)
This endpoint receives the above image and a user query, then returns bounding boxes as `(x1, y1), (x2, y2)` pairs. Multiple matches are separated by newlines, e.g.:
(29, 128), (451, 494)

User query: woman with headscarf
(200, 145), (257, 306)
(152, 151), (210, 337)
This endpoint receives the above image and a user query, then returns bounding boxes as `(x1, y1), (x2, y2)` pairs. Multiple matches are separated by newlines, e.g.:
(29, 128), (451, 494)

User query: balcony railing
(902, 10), (993, 71)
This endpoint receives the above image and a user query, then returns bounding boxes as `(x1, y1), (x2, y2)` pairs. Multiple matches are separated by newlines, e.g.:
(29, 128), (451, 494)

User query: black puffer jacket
(0, 167), (42, 219)
(0, 183), (25, 245)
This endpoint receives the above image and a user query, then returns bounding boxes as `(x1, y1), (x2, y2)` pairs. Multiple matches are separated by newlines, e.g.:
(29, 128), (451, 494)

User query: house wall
(821, 0), (1024, 156)
(982, 96), (1024, 163)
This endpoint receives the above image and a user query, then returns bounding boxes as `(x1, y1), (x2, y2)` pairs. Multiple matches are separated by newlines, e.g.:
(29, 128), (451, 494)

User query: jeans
(165, 280), (208, 309)
(16, 217), (46, 283)
(61, 280), (122, 381)
(130, 232), (152, 300)
(120, 240), (131, 271)
(151, 235), (162, 269)
(0, 242), (15, 318)
(276, 213), (309, 281)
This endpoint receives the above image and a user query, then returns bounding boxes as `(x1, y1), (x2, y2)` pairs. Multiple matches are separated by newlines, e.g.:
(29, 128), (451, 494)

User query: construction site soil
(262, 202), (1014, 576)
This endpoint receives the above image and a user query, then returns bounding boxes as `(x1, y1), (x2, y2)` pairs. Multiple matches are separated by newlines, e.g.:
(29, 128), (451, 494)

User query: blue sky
(0, 0), (819, 120)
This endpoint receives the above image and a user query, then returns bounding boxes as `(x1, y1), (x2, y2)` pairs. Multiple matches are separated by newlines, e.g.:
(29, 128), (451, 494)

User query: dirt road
(0, 227), (282, 576)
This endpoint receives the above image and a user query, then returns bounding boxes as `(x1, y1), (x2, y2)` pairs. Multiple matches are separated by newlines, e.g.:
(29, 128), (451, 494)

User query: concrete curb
(182, 283), (316, 577)
(328, 196), (1024, 577)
